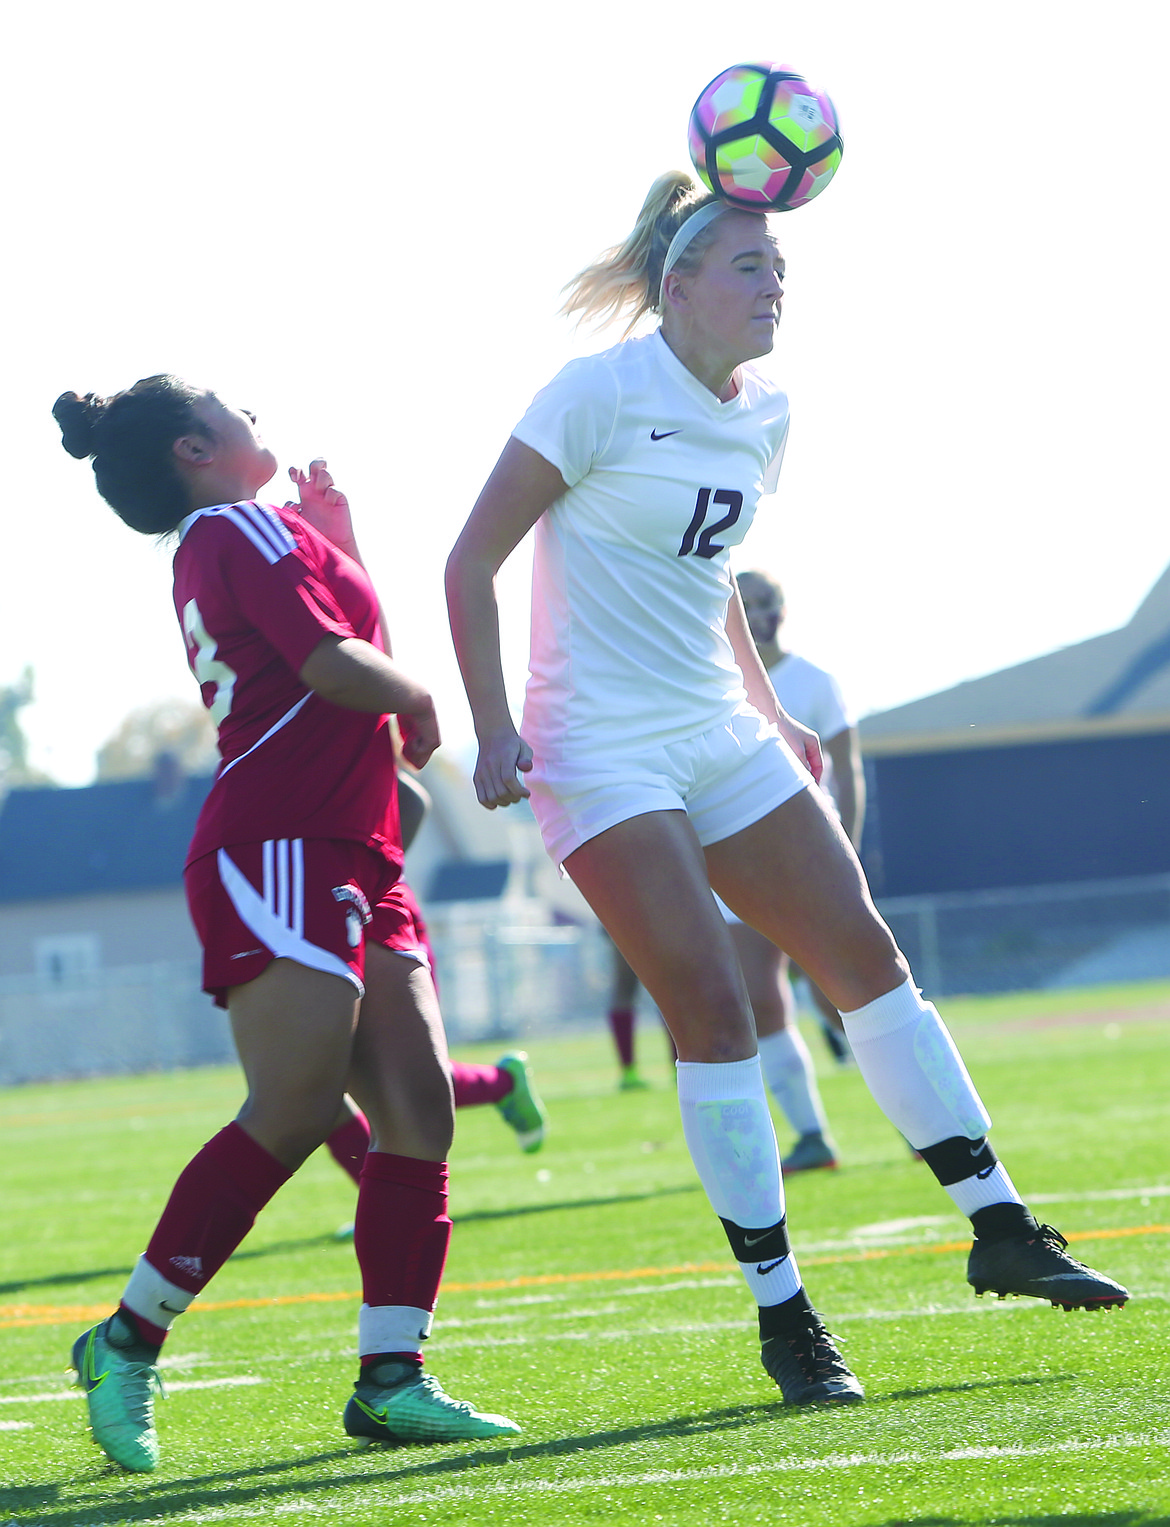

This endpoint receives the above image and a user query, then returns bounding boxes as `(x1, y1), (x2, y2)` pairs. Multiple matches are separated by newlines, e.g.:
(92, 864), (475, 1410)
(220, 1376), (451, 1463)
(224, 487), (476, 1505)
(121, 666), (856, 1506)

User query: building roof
(0, 772), (213, 903)
(860, 564), (1170, 755)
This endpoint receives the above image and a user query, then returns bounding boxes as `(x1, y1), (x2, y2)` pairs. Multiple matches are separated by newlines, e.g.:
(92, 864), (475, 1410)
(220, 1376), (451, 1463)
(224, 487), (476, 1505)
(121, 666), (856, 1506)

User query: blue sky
(3, 0), (1166, 782)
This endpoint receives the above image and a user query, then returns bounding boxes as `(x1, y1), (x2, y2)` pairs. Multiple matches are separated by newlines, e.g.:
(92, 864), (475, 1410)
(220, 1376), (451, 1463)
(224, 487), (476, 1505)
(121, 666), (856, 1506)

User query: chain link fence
(4, 876), (1169, 1083)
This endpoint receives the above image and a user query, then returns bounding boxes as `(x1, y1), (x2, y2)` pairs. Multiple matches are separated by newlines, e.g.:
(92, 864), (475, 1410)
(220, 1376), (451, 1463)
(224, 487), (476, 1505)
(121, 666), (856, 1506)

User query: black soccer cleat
(967, 1224), (1129, 1310)
(761, 1311), (864, 1405)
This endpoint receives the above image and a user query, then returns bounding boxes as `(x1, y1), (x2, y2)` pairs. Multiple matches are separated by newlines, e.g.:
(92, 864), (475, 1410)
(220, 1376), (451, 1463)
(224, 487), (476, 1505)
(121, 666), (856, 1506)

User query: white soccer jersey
(513, 332), (790, 761)
(768, 653), (852, 743)
(768, 651), (853, 805)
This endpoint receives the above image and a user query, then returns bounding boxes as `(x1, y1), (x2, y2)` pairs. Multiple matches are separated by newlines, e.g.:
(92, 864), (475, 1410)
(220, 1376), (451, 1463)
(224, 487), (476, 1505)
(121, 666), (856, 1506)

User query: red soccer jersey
(172, 500), (402, 868)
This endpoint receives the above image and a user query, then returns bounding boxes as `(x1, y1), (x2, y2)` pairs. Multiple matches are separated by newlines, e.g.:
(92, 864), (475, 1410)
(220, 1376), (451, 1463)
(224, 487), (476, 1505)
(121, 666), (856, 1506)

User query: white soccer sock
(947, 1162), (1024, 1218)
(840, 979), (991, 1149)
(121, 1255), (196, 1334)
(756, 1027), (829, 1138)
(676, 1057), (802, 1306)
(358, 1303), (435, 1360)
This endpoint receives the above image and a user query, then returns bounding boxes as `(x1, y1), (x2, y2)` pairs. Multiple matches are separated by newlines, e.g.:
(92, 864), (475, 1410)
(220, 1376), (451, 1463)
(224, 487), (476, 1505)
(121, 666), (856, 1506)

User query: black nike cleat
(967, 1224), (1129, 1310)
(760, 1311), (864, 1405)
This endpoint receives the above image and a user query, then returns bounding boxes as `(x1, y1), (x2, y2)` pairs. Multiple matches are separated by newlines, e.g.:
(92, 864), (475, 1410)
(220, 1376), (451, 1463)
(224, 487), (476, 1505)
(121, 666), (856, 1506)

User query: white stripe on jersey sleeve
(241, 501), (298, 557)
(222, 506), (286, 564)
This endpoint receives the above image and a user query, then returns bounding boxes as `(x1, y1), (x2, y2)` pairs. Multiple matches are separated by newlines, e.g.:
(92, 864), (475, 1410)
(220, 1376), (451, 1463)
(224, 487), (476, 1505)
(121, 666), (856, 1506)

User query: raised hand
(288, 459), (356, 550)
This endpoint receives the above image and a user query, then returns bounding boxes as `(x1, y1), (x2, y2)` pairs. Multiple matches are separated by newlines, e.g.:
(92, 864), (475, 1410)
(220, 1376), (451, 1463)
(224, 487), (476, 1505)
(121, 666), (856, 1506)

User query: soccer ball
(687, 62), (843, 212)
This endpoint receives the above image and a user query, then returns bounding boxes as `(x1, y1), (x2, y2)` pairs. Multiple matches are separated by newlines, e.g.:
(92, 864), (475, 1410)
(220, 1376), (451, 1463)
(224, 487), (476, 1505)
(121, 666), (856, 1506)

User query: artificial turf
(2, 981), (1168, 1525)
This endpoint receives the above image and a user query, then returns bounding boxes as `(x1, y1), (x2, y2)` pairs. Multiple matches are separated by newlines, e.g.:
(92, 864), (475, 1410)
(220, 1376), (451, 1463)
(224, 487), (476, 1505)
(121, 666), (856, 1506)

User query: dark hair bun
(52, 391), (107, 459)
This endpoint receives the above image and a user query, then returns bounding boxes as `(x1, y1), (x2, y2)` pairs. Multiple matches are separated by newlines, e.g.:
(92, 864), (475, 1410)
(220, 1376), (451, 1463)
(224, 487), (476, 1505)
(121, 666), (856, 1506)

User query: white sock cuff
(947, 1162), (1024, 1218)
(358, 1303), (435, 1358)
(840, 978), (927, 1040)
(121, 1255), (197, 1333)
(676, 1056), (765, 1103)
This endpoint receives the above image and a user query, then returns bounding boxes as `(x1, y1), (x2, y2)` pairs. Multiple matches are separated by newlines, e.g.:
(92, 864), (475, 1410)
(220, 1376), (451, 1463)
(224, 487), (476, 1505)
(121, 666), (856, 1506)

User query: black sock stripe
(719, 1216), (791, 1263)
(917, 1134), (997, 1186)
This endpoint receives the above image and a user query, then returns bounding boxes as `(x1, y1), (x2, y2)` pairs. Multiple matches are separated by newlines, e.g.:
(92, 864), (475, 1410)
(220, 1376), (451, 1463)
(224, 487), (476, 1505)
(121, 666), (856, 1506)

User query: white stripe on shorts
(218, 845), (362, 995)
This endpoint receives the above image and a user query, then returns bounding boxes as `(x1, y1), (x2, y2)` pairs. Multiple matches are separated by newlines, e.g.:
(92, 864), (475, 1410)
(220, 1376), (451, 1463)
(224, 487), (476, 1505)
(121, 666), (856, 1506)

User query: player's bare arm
(727, 577), (822, 782)
(290, 458), (396, 658)
(446, 439), (567, 809)
(299, 636), (440, 769)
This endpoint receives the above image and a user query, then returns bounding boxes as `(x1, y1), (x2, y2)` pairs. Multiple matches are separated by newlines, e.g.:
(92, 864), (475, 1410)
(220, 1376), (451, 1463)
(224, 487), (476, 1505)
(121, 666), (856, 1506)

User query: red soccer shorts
(185, 839), (431, 1007)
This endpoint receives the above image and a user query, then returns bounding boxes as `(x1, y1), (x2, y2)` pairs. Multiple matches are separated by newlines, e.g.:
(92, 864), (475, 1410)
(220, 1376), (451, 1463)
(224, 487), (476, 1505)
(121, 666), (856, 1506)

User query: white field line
(433, 1300), (1043, 1352)
(1028, 1184), (1170, 1204)
(0, 1375), (263, 1406)
(0, 1418), (32, 1430)
(108, 1430), (1170, 1525)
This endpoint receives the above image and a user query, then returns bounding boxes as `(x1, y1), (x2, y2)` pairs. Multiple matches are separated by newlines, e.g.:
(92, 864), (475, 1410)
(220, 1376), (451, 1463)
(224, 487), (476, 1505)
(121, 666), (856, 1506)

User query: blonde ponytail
(560, 171), (720, 334)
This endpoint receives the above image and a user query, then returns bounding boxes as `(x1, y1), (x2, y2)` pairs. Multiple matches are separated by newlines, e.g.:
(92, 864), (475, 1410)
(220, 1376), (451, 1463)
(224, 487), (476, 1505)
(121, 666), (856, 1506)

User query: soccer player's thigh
(564, 809), (755, 1061)
(348, 882), (453, 1160)
(704, 787), (907, 1012)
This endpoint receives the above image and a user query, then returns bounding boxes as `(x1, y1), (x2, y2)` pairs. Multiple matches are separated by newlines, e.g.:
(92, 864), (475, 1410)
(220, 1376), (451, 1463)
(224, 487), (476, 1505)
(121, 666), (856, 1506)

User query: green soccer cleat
(618, 1064), (651, 1092)
(344, 1367), (522, 1445)
(496, 1051), (548, 1153)
(71, 1318), (162, 1472)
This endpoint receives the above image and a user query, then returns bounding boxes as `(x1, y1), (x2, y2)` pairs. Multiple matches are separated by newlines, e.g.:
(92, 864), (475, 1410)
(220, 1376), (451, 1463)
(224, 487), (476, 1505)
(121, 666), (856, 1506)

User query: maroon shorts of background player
(186, 839), (432, 1007)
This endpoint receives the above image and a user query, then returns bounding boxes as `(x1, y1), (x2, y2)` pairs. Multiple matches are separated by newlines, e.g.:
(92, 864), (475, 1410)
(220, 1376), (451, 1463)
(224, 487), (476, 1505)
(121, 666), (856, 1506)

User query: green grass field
(3, 982), (1169, 1526)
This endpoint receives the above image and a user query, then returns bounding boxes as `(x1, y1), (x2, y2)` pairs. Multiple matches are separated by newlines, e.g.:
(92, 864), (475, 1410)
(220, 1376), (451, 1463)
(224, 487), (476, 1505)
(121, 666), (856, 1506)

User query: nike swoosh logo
(975, 1164), (997, 1180)
(160, 1301), (185, 1313)
(743, 1231), (775, 1248)
(80, 1334), (107, 1391)
(970, 1141), (986, 1155)
(757, 1258), (786, 1276)
(649, 428), (681, 440)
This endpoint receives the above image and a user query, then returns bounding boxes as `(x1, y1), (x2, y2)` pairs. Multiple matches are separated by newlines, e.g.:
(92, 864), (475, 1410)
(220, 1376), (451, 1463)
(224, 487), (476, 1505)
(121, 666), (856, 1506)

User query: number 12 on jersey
(677, 488), (744, 559)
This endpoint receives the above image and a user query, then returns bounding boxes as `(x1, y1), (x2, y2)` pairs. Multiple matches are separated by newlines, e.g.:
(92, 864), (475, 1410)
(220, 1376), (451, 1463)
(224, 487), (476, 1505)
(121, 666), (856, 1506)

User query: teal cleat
(495, 1051), (548, 1153)
(618, 1064), (651, 1092)
(71, 1318), (162, 1472)
(344, 1367), (521, 1445)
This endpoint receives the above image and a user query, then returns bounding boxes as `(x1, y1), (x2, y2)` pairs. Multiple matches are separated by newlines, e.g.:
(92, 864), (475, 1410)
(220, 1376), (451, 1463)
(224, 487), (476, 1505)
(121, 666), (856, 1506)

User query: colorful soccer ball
(687, 62), (843, 212)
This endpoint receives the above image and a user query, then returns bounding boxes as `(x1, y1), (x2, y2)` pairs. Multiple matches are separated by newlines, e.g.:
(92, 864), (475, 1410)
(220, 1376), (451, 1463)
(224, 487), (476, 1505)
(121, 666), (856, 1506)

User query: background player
(53, 379), (519, 1471)
(727, 569), (864, 1171)
(446, 172), (1128, 1408)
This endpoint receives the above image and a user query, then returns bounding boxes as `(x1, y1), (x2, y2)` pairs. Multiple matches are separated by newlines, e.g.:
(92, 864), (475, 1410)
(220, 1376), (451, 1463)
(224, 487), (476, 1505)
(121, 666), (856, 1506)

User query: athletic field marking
(0, 1418), (31, 1430)
(5, 1224), (1164, 1329)
(79, 1430), (1170, 1523)
(0, 1376), (263, 1405)
(1029, 1183), (1170, 1204)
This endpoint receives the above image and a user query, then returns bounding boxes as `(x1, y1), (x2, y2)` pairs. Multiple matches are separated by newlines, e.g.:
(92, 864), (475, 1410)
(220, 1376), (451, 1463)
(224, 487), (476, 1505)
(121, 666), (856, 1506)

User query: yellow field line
(2, 1223), (1165, 1330)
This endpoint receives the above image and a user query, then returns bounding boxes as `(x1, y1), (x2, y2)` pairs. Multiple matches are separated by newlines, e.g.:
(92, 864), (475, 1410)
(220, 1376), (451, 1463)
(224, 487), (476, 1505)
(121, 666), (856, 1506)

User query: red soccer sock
(451, 1061), (514, 1108)
(130, 1122), (292, 1344)
(326, 1108), (371, 1185)
(608, 1007), (636, 1069)
(354, 1151), (451, 1335)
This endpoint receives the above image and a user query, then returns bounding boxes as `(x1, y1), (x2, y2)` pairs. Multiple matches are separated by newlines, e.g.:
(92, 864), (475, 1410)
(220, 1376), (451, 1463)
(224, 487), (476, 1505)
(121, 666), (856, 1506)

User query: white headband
(658, 200), (729, 308)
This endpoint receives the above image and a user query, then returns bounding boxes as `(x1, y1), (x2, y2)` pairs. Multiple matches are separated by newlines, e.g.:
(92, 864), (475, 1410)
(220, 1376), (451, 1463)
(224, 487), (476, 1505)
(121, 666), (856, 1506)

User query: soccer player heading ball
(446, 170), (1128, 1405)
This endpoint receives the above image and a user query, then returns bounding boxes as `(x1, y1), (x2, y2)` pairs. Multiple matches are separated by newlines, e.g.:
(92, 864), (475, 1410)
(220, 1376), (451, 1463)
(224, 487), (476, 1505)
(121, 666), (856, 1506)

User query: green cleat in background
(495, 1051), (548, 1153)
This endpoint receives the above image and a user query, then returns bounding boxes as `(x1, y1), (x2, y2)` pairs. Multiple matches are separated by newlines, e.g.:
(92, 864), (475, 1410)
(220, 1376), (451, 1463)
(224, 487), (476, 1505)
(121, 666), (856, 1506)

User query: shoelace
(119, 1360), (164, 1421)
(409, 1375), (477, 1415)
(1034, 1224), (1070, 1253)
(785, 1321), (846, 1381)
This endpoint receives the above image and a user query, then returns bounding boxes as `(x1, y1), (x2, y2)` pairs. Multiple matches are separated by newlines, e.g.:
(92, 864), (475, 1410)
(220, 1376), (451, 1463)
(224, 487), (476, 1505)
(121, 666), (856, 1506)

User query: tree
(96, 699), (218, 780)
(0, 668), (55, 789)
